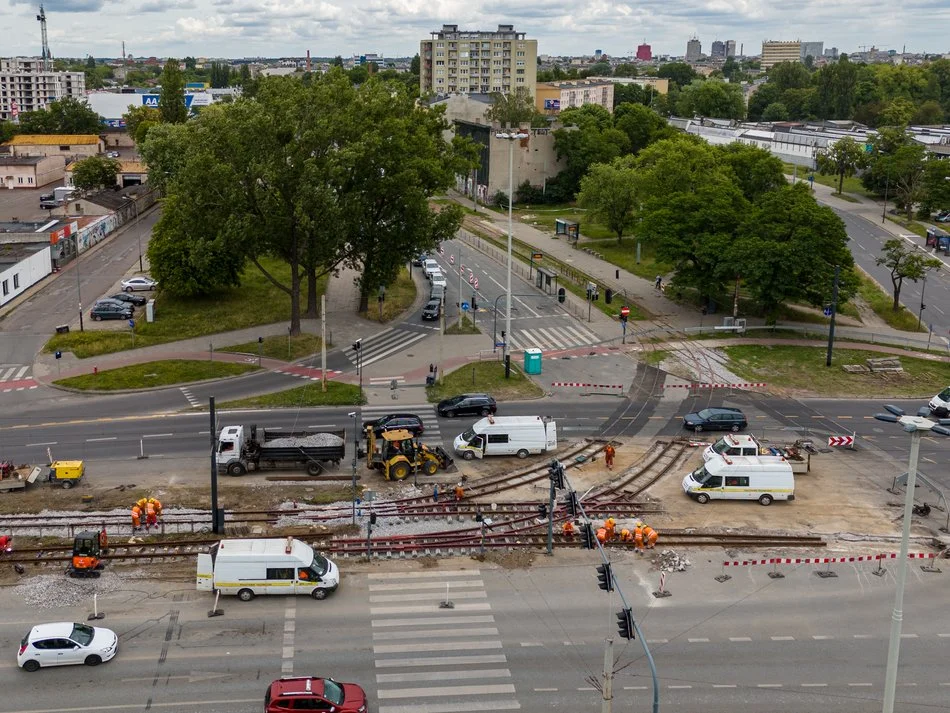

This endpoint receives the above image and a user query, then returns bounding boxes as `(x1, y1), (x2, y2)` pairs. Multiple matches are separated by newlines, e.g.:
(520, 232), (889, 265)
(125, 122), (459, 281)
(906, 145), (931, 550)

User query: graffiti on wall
(78, 214), (118, 253)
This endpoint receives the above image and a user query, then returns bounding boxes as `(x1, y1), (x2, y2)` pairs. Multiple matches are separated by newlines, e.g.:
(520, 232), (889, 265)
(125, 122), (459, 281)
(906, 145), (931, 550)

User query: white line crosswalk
(345, 328), (429, 369)
(509, 323), (599, 352)
(370, 569), (520, 713)
(360, 404), (444, 448)
(0, 365), (31, 382)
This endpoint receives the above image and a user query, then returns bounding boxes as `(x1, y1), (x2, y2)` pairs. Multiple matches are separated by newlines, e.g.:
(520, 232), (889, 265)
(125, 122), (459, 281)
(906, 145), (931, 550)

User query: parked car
(429, 285), (445, 303)
(412, 253), (429, 266)
(120, 276), (157, 292)
(109, 292), (147, 306)
(18, 622), (118, 671)
(683, 407), (747, 433)
(90, 302), (133, 321)
(423, 259), (441, 279)
(422, 298), (441, 321)
(95, 297), (134, 313)
(264, 676), (367, 713)
(438, 393), (497, 418)
(38, 192), (54, 205)
(935, 210), (950, 223)
(363, 413), (425, 437)
(107, 151), (120, 158)
(431, 274), (447, 290)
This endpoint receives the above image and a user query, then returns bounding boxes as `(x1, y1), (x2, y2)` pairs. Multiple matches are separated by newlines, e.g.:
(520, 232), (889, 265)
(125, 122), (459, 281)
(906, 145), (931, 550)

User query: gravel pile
(652, 549), (691, 572)
(266, 433), (344, 448)
(11, 570), (144, 608)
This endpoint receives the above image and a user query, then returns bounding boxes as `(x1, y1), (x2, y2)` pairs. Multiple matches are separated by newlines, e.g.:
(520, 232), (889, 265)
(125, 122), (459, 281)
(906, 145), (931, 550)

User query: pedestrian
(655, 275), (662, 290)
(432, 484), (439, 502)
(604, 444), (615, 470)
(130, 505), (141, 531)
(643, 524), (658, 549)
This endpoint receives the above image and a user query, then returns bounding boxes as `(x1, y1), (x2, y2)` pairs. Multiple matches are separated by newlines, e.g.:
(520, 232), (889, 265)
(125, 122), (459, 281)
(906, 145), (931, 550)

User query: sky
(3, 0), (948, 61)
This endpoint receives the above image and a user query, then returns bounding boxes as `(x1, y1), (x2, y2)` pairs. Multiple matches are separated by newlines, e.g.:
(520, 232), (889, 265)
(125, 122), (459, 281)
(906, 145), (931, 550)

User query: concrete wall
(10, 140), (104, 160)
(486, 128), (564, 198)
(0, 244), (52, 307)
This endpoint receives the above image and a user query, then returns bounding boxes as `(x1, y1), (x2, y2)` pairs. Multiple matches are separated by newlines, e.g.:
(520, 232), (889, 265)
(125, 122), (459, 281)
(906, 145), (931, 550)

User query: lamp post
(917, 275), (926, 331)
(872, 405), (950, 713)
(495, 130), (529, 379)
(130, 198), (143, 272)
(881, 172), (890, 224)
(74, 233), (84, 332)
(349, 411), (359, 526)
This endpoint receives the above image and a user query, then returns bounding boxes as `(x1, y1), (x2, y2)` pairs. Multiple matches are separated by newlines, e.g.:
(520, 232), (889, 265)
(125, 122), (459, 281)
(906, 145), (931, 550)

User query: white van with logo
(196, 537), (339, 601)
(703, 434), (761, 461)
(682, 454), (795, 506)
(930, 386), (950, 417)
(454, 415), (557, 460)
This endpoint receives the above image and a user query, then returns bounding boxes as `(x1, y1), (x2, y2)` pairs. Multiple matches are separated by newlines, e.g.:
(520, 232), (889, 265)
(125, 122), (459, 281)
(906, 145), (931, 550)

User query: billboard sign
(142, 94), (196, 108)
(543, 99), (561, 110)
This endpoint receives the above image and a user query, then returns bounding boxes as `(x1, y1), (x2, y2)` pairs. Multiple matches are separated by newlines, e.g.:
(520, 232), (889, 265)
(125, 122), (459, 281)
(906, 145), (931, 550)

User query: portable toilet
(523, 348), (542, 375)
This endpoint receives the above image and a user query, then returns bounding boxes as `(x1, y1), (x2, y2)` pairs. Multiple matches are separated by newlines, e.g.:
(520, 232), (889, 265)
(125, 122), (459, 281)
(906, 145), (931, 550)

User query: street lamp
(495, 130), (529, 378)
(917, 275), (926, 331)
(872, 405), (950, 713)
(348, 411), (359, 526)
(73, 233), (84, 332)
(131, 198), (143, 273)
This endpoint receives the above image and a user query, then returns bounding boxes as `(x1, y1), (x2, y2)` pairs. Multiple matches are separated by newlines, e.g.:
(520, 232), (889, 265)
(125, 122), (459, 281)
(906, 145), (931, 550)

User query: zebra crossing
(509, 322), (600, 352)
(361, 403), (444, 448)
(369, 569), (520, 713)
(0, 364), (37, 393)
(344, 328), (430, 369)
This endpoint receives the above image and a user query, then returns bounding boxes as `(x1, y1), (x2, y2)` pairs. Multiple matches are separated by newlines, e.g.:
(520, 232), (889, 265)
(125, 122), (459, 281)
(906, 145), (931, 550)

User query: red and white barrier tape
(723, 553), (936, 567)
(551, 382), (624, 389)
(665, 382), (767, 389)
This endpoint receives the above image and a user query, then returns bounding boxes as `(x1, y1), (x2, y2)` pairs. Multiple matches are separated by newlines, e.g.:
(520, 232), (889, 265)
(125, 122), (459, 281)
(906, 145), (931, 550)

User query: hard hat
(636, 521), (643, 528)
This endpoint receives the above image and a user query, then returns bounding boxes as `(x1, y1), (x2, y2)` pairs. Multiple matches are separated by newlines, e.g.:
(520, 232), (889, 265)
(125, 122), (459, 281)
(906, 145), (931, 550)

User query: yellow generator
(48, 460), (85, 489)
(364, 428), (454, 481)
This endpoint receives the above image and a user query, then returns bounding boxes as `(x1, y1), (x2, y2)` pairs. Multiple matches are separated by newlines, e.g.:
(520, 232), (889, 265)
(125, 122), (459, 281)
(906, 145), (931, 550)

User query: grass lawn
(53, 359), (259, 391)
(723, 345), (947, 397)
(641, 349), (668, 366)
(363, 267), (416, 323)
(446, 315), (480, 334)
(218, 381), (364, 408)
(221, 334), (325, 362)
(425, 361), (544, 403)
(45, 258), (309, 359)
(583, 238), (673, 282)
(514, 205), (616, 241)
(855, 272), (926, 332)
(885, 215), (927, 238)
(782, 163), (874, 198)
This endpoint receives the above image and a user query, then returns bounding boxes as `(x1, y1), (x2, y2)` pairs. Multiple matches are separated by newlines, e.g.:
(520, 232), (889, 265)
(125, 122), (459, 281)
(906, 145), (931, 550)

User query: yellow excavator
(364, 428), (454, 481)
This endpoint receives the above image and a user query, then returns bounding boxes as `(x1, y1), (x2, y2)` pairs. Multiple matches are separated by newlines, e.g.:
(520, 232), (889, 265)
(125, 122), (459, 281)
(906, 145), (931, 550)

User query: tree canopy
(18, 97), (102, 134)
(71, 156), (121, 193)
(159, 59), (188, 124)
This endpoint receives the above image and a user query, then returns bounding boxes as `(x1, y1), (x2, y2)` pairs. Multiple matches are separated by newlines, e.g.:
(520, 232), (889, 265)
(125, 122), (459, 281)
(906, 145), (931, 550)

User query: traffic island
(52, 359), (259, 391)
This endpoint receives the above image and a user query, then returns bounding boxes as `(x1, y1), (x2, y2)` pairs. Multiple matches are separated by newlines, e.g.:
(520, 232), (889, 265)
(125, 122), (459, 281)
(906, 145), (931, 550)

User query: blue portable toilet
(523, 348), (542, 375)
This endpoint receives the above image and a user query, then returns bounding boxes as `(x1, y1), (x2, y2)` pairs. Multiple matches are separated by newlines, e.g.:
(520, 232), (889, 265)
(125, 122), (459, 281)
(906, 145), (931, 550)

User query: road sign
(532, 252), (543, 261)
(474, 278), (479, 289)
(449, 255), (455, 265)
(461, 302), (470, 311)
(495, 342), (506, 348)
(823, 306), (832, 316)
(620, 306), (630, 317)
(128, 319), (135, 328)
(828, 435), (855, 447)
(469, 274), (474, 284)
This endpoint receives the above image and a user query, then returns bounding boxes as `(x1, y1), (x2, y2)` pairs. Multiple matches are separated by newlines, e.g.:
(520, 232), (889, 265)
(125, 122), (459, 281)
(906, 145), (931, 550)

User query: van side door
(700, 475), (724, 499)
(725, 476), (752, 499)
(486, 433), (509, 455)
(266, 566), (296, 595)
(295, 566), (320, 596)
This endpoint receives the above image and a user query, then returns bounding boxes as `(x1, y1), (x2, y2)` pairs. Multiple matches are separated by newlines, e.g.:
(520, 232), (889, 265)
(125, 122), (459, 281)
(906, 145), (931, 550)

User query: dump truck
(364, 427), (454, 481)
(217, 424), (346, 476)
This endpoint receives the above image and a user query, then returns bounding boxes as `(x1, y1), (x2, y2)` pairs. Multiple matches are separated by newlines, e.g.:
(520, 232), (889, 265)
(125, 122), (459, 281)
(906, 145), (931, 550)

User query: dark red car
(264, 676), (367, 712)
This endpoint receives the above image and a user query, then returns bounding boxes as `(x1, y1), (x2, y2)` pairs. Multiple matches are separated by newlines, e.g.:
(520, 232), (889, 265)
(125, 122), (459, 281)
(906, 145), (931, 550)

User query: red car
(264, 676), (367, 712)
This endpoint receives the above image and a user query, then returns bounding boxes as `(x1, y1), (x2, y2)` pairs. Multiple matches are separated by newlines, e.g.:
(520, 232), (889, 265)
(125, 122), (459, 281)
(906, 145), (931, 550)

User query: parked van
(703, 434), (761, 461)
(930, 386), (950, 417)
(196, 537), (340, 601)
(423, 259), (441, 279)
(454, 415), (557, 460)
(682, 454), (795, 506)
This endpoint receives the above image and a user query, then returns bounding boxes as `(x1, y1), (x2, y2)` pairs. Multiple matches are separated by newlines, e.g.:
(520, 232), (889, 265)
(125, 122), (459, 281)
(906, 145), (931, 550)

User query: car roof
(270, 676), (326, 697)
(29, 622), (78, 639)
(380, 413), (420, 420)
(708, 407), (743, 414)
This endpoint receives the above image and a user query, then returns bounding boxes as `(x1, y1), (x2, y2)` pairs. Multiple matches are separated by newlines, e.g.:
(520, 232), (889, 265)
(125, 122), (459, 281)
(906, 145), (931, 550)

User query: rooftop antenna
(36, 4), (51, 71)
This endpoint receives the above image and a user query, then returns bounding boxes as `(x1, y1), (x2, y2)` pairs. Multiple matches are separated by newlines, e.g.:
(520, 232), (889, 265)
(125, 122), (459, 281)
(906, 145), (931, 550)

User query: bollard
(872, 553), (887, 577)
(815, 561), (838, 579)
(87, 593), (105, 621)
(767, 559), (785, 580)
(208, 590), (224, 617)
(653, 572), (672, 598)
(439, 582), (454, 609)
(137, 439), (148, 460)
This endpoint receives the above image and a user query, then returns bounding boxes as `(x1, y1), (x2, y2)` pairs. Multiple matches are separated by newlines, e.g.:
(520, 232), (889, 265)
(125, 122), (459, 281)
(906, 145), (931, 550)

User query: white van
(454, 415), (557, 460)
(703, 434), (761, 461)
(930, 386), (950, 417)
(682, 454), (795, 506)
(423, 259), (441, 279)
(196, 537), (340, 601)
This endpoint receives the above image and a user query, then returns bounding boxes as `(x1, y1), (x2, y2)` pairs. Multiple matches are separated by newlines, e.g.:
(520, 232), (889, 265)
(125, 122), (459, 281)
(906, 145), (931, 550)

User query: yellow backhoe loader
(364, 428), (454, 481)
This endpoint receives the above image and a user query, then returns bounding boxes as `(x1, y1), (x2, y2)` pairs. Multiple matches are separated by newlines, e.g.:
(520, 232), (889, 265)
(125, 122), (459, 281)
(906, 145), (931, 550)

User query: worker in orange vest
(634, 522), (644, 554)
(604, 444), (616, 469)
(562, 521), (576, 537)
(596, 527), (607, 544)
(145, 504), (157, 528)
(149, 498), (163, 517)
(135, 497), (149, 512)
(454, 484), (465, 502)
(642, 524), (658, 549)
(619, 528), (632, 543)
(131, 505), (141, 530)
(604, 517), (616, 541)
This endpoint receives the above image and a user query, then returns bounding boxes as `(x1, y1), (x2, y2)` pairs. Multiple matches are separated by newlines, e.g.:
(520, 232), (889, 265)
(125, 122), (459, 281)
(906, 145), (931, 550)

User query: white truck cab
(930, 386), (950, 417)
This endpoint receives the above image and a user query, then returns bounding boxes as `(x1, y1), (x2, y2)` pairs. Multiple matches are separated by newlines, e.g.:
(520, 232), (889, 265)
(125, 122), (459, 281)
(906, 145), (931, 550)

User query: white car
(431, 274), (447, 290)
(423, 260), (441, 279)
(120, 276), (157, 292)
(18, 622), (118, 671)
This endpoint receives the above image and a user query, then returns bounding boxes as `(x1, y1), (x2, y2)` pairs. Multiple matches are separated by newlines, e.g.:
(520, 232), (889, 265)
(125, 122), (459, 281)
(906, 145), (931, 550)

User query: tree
(815, 136), (866, 195)
(613, 103), (673, 154)
(675, 80), (745, 120)
(911, 99), (945, 125)
(722, 57), (741, 82)
(875, 239), (943, 311)
(123, 105), (162, 144)
(920, 158), (950, 213)
(484, 87), (541, 128)
(159, 59), (188, 124)
(184, 57), (197, 71)
(888, 143), (928, 219)
(209, 62), (232, 88)
(613, 83), (645, 108)
(71, 156), (121, 193)
(767, 61), (813, 92)
(657, 62), (697, 89)
(762, 102), (789, 121)
(614, 63), (637, 78)
(880, 98), (915, 127)
(577, 157), (638, 243)
(349, 65), (369, 85)
(747, 83), (783, 122)
(0, 120), (16, 143)
(410, 54), (420, 76)
(552, 105), (630, 197)
(716, 143), (787, 203)
(581, 61), (611, 78)
(18, 96), (102, 134)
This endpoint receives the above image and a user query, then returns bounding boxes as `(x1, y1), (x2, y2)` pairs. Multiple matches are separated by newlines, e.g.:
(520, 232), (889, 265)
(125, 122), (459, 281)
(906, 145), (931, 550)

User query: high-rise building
(725, 40), (737, 58)
(686, 37), (702, 62)
(800, 41), (824, 60)
(0, 57), (85, 122)
(636, 43), (652, 61)
(420, 24), (538, 97)
(711, 41), (725, 58)
(761, 40), (802, 69)
(824, 47), (839, 60)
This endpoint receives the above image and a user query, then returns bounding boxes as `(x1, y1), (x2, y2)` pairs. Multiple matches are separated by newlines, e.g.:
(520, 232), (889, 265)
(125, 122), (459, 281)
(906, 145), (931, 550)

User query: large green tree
(876, 239), (943, 311)
(715, 143), (786, 203)
(576, 156), (638, 243)
(122, 105), (162, 145)
(920, 158), (950, 213)
(552, 104), (630, 197)
(71, 156), (121, 193)
(815, 136), (866, 195)
(159, 59), (189, 124)
(675, 80), (745, 119)
(612, 103), (673, 154)
(18, 96), (102, 134)
(484, 87), (543, 128)
(657, 62), (697, 89)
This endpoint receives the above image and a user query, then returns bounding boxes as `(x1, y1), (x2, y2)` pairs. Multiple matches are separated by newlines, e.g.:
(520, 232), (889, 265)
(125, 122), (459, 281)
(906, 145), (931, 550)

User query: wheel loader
(364, 428), (453, 481)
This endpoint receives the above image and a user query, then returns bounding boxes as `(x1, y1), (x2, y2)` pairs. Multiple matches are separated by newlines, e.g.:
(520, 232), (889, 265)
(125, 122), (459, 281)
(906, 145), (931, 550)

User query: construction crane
(36, 4), (51, 71)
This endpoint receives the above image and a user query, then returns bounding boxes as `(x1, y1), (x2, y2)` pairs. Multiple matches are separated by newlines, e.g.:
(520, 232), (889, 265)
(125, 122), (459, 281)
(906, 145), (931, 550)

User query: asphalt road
(1, 554), (947, 713)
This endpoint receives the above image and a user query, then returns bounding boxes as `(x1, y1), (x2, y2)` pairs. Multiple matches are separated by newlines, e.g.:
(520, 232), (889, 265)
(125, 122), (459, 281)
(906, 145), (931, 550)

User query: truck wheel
(391, 462), (410, 480)
(311, 588), (328, 601)
(516, 449), (529, 459)
(61, 481), (74, 489)
(462, 451), (475, 461)
(759, 494), (773, 506)
(227, 462), (246, 476)
(695, 493), (710, 504)
(306, 462), (323, 476)
(423, 460), (438, 475)
(237, 588), (254, 602)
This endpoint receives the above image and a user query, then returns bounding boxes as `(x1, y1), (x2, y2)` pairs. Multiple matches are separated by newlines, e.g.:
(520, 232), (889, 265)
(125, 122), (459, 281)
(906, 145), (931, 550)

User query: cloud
(138, 0), (197, 11)
(10, 0), (107, 10)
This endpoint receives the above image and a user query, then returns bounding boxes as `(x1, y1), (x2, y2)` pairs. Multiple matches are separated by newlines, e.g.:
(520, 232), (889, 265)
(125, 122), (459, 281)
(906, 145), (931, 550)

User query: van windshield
(311, 553), (329, 577)
(711, 439), (730, 454)
(938, 387), (950, 402)
(460, 428), (476, 443)
(692, 465), (711, 484)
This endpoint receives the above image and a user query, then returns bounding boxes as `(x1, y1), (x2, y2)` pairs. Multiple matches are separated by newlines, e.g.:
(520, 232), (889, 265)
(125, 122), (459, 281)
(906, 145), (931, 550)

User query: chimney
(306, 50), (311, 72)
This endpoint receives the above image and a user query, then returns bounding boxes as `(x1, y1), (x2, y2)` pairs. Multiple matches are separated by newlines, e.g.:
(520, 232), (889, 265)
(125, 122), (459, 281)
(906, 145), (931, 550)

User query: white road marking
(373, 640), (503, 654)
(378, 684), (516, 699)
(372, 616), (495, 628)
(377, 669), (511, 684)
(375, 655), (507, 668)
(373, 628), (499, 641)
(86, 436), (117, 442)
(729, 637), (752, 642)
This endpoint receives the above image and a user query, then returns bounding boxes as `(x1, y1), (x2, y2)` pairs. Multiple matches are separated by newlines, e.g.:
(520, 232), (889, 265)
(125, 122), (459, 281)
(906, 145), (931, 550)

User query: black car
(412, 253), (429, 266)
(362, 413), (425, 437)
(422, 298), (441, 321)
(109, 292), (147, 307)
(683, 407), (747, 433)
(437, 393), (497, 418)
(90, 301), (133, 321)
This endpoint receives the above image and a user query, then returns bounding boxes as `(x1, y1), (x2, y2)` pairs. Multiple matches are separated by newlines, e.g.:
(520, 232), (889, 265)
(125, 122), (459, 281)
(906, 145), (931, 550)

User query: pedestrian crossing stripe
(345, 329), (429, 368)
(0, 365), (30, 382)
(511, 324), (598, 351)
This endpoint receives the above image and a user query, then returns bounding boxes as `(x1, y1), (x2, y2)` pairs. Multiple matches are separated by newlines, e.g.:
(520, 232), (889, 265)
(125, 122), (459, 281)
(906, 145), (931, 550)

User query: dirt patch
(473, 549), (537, 569)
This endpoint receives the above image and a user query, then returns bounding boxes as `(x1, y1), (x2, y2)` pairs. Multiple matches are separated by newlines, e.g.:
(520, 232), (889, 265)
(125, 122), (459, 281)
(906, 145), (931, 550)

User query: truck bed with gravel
(216, 425), (346, 477)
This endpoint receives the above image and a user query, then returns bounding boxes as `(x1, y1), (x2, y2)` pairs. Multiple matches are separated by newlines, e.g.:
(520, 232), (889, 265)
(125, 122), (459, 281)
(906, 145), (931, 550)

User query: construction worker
(604, 517), (616, 541)
(136, 497), (149, 512)
(454, 483), (465, 502)
(634, 521), (644, 554)
(131, 505), (141, 531)
(604, 444), (616, 470)
(596, 527), (607, 544)
(149, 498), (163, 518)
(0, 534), (11, 552)
(562, 521), (576, 537)
(619, 528), (632, 543)
(145, 503), (158, 528)
(643, 523), (658, 549)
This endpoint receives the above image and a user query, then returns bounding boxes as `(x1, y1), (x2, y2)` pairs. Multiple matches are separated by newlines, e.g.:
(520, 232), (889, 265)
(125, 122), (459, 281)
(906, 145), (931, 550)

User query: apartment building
(420, 24), (538, 97)
(686, 38), (702, 62)
(761, 41), (802, 69)
(725, 40), (737, 58)
(536, 79), (614, 115)
(0, 57), (85, 122)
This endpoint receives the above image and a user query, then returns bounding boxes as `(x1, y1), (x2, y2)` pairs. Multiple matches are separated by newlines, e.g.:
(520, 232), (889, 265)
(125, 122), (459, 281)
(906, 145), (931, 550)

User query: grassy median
(425, 360), (544, 403)
(53, 359), (259, 391)
(221, 334), (326, 362)
(218, 381), (364, 408)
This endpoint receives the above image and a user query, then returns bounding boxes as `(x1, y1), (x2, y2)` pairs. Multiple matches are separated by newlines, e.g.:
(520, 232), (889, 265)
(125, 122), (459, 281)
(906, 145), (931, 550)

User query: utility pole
(825, 264), (841, 367)
(602, 638), (614, 713)
(457, 246), (463, 320)
(438, 296), (445, 384)
(321, 294), (327, 392)
(209, 397), (221, 534)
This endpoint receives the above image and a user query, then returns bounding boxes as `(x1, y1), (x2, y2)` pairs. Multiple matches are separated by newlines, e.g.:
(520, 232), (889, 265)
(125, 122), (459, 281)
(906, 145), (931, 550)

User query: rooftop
(4, 135), (102, 147)
(0, 156), (44, 166)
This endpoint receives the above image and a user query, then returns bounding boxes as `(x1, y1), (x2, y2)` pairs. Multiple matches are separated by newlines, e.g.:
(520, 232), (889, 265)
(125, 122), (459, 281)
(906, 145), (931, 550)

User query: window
(704, 476), (723, 488)
(266, 567), (294, 580)
(2, 280), (7, 296)
(59, 145), (68, 151)
(725, 477), (750, 487)
(486, 434), (509, 444)
(13, 274), (19, 289)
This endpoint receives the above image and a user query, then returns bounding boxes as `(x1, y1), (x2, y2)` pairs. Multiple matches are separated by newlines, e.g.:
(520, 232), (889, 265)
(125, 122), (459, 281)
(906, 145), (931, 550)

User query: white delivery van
(196, 537), (340, 601)
(930, 386), (950, 417)
(454, 415), (557, 460)
(423, 259), (441, 279)
(682, 454), (795, 506)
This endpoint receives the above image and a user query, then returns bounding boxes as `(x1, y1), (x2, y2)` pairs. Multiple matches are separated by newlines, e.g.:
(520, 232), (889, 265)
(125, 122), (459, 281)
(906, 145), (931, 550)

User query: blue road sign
(128, 319), (135, 328)
(823, 307), (832, 316)
(495, 342), (506, 348)
(461, 302), (470, 311)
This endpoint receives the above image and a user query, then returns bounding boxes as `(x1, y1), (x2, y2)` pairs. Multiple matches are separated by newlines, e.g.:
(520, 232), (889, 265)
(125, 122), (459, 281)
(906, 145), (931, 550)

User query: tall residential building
(0, 57), (85, 122)
(710, 41), (725, 58)
(761, 40), (802, 69)
(686, 37), (702, 62)
(636, 43), (652, 61)
(800, 41), (824, 60)
(725, 40), (737, 58)
(420, 24), (537, 98)
(824, 47), (839, 60)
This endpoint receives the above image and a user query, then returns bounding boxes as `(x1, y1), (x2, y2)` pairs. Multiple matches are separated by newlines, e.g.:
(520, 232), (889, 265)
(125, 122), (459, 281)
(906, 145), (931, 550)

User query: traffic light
(564, 491), (579, 517)
(548, 460), (564, 489)
(616, 608), (635, 640)
(352, 338), (362, 352)
(558, 288), (566, 304)
(369, 512), (377, 525)
(596, 562), (613, 592)
(582, 523), (595, 550)
(471, 294), (478, 310)
(537, 503), (548, 519)
(605, 288), (613, 304)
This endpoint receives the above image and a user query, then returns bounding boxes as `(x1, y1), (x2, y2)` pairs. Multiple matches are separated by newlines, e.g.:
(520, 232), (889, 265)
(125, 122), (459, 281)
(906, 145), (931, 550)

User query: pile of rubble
(11, 571), (136, 608)
(843, 356), (903, 374)
(267, 433), (344, 447)
(651, 549), (691, 572)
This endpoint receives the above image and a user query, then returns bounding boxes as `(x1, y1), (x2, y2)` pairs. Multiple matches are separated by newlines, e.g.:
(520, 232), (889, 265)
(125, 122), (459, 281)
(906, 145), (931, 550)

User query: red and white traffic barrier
(665, 382), (767, 389)
(551, 382), (624, 390)
(828, 435), (855, 447)
(722, 553), (936, 567)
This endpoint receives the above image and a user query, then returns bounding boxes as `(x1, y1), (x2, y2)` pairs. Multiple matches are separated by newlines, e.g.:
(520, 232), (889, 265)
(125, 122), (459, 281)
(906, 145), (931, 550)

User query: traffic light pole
(602, 637), (614, 713)
(546, 477), (556, 555)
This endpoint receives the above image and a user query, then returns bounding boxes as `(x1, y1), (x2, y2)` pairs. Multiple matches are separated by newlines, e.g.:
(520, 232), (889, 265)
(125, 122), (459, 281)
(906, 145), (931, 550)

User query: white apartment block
(0, 57), (85, 122)
(761, 41), (802, 69)
(420, 24), (537, 98)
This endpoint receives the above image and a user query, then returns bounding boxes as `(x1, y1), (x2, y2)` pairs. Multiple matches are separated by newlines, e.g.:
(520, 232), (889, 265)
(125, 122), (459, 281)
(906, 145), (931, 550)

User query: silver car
(120, 276), (157, 292)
